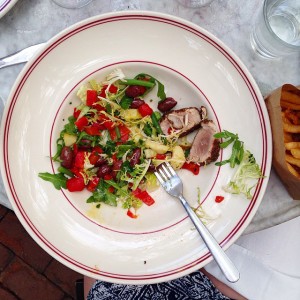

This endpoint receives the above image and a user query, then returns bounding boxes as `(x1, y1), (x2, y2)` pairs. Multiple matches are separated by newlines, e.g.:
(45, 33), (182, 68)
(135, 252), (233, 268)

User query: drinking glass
(250, 0), (300, 59)
(176, 0), (214, 8)
(52, 0), (93, 9)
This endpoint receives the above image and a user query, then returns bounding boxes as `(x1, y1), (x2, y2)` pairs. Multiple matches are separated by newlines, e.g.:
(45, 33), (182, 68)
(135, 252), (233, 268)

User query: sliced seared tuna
(188, 120), (220, 165)
(160, 106), (207, 137)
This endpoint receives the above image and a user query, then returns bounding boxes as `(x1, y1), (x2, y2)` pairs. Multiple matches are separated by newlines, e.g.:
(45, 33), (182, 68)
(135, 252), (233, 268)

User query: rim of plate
(0, 0), (17, 19)
(0, 11), (272, 283)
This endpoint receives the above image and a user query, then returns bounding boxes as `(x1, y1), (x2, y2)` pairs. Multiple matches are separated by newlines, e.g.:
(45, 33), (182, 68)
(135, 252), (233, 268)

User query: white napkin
(205, 216), (300, 300)
(244, 170), (300, 234)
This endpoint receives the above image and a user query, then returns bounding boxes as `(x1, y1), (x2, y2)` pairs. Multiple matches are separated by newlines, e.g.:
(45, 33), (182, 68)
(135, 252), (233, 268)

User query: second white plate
(0, 0), (17, 19)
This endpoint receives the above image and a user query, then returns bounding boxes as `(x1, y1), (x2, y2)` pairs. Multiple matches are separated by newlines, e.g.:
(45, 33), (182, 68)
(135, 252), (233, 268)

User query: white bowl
(0, 11), (272, 284)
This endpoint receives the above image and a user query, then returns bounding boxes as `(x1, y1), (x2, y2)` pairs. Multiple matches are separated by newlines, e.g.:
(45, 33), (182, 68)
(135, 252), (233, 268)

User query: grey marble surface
(0, 0), (300, 232)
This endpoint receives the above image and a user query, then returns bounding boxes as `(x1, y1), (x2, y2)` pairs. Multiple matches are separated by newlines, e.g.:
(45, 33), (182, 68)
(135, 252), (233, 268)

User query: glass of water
(177, 0), (215, 8)
(52, 0), (93, 9)
(250, 0), (300, 59)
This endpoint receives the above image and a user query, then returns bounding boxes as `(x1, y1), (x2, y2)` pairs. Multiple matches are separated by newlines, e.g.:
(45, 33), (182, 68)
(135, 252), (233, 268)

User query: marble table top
(0, 0), (300, 233)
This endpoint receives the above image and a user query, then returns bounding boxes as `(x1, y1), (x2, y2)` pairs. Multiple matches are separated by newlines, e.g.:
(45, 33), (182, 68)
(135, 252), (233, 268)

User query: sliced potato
(170, 145), (185, 170)
(63, 133), (77, 146)
(145, 140), (169, 154)
(122, 109), (142, 121)
(144, 149), (157, 159)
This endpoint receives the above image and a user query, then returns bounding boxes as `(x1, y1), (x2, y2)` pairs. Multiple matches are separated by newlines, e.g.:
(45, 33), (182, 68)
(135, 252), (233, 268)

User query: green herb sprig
(214, 130), (244, 168)
(214, 130), (264, 199)
(38, 172), (67, 190)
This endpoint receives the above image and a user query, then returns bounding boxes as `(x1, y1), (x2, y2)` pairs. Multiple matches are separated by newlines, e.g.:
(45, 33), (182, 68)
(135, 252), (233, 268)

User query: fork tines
(154, 162), (176, 184)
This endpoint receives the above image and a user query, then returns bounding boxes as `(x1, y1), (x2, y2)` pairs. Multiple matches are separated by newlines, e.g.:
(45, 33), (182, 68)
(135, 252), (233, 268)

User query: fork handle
(178, 195), (240, 283)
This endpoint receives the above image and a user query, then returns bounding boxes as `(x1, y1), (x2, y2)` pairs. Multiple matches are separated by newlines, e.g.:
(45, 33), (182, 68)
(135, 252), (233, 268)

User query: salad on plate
(39, 68), (262, 218)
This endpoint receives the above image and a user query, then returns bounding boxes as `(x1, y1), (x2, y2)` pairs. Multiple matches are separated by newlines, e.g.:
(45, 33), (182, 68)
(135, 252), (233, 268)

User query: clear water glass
(177, 0), (215, 8)
(250, 0), (300, 59)
(52, 0), (93, 9)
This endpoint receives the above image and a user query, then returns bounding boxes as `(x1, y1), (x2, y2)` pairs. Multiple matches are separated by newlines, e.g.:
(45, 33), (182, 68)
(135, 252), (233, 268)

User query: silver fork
(154, 162), (240, 283)
(0, 43), (46, 69)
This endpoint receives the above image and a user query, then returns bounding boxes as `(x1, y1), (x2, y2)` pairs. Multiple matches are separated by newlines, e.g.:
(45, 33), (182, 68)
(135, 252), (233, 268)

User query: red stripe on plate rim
(0, 0), (11, 11)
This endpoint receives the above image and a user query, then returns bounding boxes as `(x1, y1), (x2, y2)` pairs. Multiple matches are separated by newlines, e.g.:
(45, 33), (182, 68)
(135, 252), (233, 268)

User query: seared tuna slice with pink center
(188, 120), (220, 165)
(160, 106), (207, 137)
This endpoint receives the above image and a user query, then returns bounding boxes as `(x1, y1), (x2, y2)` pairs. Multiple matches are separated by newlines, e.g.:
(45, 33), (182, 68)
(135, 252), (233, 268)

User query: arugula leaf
(52, 139), (63, 162)
(63, 116), (77, 135)
(120, 160), (133, 174)
(120, 96), (133, 109)
(106, 104), (112, 114)
(38, 172), (67, 190)
(151, 112), (163, 135)
(77, 131), (94, 144)
(214, 130), (264, 199)
(104, 193), (118, 206)
(184, 148), (190, 158)
(214, 130), (238, 139)
(122, 78), (155, 88)
(87, 180), (117, 206)
(105, 180), (128, 197)
(215, 159), (230, 166)
(135, 73), (166, 101)
(143, 123), (152, 136)
(57, 166), (74, 177)
(230, 140), (243, 168)
(214, 130), (244, 168)
(86, 195), (98, 203)
(91, 189), (117, 206)
(156, 80), (166, 101)
(116, 142), (135, 158)
(220, 137), (235, 149)
(103, 140), (116, 156)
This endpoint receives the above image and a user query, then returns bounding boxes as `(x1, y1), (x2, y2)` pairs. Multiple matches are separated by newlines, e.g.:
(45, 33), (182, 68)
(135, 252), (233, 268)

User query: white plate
(0, 0), (17, 19)
(0, 11), (272, 284)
